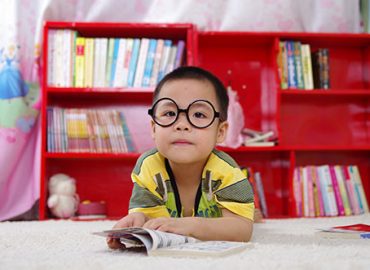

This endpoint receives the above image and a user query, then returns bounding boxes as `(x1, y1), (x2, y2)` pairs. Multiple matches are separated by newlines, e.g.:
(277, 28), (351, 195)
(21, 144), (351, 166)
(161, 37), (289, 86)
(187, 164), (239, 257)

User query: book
(315, 223), (370, 239)
(93, 227), (250, 257)
(254, 172), (268, 218)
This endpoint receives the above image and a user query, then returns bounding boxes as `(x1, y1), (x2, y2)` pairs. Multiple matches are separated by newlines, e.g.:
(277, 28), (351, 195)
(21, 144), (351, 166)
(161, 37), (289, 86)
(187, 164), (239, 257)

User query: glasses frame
(148, 97), (220, 129)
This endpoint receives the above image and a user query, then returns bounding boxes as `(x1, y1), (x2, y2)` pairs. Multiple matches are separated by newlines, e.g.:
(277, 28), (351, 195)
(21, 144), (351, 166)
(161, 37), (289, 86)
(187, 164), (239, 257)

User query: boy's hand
(107, 212), (147, 249)
(143, 217), (197, 237)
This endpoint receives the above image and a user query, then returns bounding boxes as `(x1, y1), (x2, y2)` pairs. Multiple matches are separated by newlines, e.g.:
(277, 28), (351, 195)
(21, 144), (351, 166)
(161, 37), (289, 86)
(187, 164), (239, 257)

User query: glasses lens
(152, 99), (178, 126)
(188, 100), (215, 128)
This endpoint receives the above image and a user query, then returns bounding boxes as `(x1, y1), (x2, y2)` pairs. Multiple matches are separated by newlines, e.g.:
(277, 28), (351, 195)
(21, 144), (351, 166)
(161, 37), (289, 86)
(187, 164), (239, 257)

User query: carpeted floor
(1, 214), (370, 270)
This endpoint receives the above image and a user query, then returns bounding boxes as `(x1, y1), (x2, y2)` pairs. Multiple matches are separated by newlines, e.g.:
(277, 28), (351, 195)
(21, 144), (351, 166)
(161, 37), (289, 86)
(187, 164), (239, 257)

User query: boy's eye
(162, 110), (177, 117)
(193, 111), (207, 119)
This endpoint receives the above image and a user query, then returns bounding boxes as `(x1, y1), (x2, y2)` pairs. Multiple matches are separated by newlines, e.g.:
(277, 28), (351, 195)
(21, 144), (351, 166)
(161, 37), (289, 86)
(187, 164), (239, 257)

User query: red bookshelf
(195, 31), (370, 218)
(40, 23), (369, 220)
(40, 22), (195, 219)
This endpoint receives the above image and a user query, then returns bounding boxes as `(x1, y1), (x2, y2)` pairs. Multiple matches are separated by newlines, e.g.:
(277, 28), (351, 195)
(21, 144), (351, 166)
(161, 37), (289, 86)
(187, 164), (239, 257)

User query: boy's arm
(143, 208), (253, 242)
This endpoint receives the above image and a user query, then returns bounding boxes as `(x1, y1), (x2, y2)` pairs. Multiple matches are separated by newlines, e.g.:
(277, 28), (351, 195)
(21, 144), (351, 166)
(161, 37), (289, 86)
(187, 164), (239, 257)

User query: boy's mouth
(172, 139), (193, 145)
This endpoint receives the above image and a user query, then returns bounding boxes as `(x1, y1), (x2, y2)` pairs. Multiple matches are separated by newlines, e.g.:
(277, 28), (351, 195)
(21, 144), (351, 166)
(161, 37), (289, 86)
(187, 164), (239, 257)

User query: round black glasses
(148, 98), (220, 129)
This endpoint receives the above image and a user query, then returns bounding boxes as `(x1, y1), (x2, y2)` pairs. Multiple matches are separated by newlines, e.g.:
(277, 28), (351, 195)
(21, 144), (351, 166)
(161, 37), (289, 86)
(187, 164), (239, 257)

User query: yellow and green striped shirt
(129, 148), (254, 220)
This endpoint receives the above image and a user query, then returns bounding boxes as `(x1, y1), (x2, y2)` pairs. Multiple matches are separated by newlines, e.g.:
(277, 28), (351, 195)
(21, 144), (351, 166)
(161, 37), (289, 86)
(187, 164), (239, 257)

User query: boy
(108, 66), (254, 249)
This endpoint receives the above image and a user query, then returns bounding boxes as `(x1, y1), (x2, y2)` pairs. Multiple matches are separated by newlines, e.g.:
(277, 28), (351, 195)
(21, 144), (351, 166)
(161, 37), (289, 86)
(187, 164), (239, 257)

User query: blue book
(286, 41), (297, 88)
(47, 107), (53, 152)
(142, 39), (157, 87)
(127, 39), (141, 87)
(110, 39), (120, 87)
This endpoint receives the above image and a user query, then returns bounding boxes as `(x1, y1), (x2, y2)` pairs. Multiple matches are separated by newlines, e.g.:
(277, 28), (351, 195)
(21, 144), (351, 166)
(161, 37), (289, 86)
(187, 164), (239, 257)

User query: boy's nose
(174, 112), (191, 130)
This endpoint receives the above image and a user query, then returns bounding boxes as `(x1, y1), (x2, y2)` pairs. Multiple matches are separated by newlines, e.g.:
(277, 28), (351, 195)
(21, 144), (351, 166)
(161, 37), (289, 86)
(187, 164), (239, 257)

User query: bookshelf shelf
(45, 152), (141, 160)
(40, 23), (369, 220)
(280, 89), (370, 96)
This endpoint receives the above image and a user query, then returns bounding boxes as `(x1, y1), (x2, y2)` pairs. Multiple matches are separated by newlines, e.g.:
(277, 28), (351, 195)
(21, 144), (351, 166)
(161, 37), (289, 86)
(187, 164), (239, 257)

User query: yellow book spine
(75, 37), (85, 87)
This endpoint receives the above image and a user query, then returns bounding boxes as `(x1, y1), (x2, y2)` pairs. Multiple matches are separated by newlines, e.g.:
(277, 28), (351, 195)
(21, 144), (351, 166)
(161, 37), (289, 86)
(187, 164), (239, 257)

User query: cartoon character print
(0, 44), (40, 143)
(0, 45), (29, 100)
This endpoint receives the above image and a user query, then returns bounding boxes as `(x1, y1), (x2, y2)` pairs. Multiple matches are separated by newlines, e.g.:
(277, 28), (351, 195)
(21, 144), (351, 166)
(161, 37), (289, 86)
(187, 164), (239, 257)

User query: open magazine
(315, 223), (370, 239)
(93, 227), (250, 257)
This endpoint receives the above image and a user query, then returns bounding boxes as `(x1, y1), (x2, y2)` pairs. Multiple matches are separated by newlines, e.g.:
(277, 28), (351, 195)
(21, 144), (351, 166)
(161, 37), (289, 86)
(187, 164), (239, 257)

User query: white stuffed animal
(47, 173), (79, 218)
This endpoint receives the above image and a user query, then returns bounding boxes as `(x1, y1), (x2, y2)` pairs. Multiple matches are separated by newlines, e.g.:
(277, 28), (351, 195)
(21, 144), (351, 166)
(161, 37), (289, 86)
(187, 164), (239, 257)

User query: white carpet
(1, 214), (370, 270)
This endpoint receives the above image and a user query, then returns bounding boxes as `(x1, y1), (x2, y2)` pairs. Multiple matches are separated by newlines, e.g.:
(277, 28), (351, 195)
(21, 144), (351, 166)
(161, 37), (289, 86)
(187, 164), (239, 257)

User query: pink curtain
(0, 0), (361, 221)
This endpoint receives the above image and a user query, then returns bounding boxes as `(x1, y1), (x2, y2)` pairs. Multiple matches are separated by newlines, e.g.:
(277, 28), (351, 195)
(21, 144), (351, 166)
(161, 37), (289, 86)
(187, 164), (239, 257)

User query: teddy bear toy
(47, 173), (79, 218)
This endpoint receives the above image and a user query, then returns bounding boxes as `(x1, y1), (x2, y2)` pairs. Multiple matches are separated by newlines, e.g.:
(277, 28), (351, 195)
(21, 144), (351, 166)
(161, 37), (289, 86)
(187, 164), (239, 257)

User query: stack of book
(242, 128), (277, 147)
(47, 107), (135, 153)
(277, 40), (330, 90)
(293, 165), (369, 217)
(47, 29), (185, 88)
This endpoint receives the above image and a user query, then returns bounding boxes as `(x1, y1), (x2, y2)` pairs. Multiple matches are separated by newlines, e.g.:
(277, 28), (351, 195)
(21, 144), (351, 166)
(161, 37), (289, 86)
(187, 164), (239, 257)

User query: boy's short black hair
(153, 66), (229, 121)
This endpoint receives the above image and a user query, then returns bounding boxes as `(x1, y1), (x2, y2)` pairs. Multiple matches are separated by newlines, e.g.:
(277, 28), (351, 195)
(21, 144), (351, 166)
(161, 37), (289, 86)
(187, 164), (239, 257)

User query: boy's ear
(216, 121), (229, 143)
(150, 120), (156, 139)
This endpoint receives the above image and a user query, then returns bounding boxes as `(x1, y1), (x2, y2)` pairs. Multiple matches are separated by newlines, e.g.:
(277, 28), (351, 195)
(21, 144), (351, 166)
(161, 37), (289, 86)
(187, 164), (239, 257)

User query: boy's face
(150, 78), (228, 165)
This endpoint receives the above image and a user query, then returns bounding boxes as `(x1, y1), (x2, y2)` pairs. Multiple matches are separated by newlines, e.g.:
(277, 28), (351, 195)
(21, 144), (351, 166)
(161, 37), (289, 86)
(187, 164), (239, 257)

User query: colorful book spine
(242, 167), (261, 212)
(278, 41), (288, 89)
(293, 167), (302, 217)
(174, 40), (185, 69)
(122, 38), (134, 87)
(157, 40), (173, 82)
(142, 39), (157, 87)
(305, 166), (315, 217)
(113, 38), (127, 88)
(351, 165), (369, 213)
(320, 48), (330, 89)
(310, 166), (324, 216)
(74, 37), (86, 87)
(120, 112), (136, 152)
(300, 44), (314, 90)
(134, 38), (150, 87)
(348, 165), (369, 213)
(329, 165), (345, 216)
(254, 172), (268, 218)
(293, 42), (304, 89)
(319, 165), (338, 216)
(47, 30), (55, 86)
(105, 38), (115, 87)
(84, 38), (94, 88)
(286, 41), (297, 88)
(150, 39), (164, 87)
(342, 165), (360, 215)
(334, 165), (352, 216)
(127, 38), (141, 87)
(317, 166), (330, 216)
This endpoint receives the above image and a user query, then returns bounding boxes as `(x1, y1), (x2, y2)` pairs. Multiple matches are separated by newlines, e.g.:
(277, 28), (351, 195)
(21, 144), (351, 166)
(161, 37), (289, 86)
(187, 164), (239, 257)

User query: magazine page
(93, 227), (198, 251)
(148, 241), (251, 257)
(93, 227), (151, 249)
(144, 228), (198, 250)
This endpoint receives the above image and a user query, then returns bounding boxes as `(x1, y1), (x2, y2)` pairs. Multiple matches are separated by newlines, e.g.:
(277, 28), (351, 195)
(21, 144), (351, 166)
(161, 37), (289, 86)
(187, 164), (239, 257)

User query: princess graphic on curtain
(0, 44), (39, 143)
(0, 45), (29, 100)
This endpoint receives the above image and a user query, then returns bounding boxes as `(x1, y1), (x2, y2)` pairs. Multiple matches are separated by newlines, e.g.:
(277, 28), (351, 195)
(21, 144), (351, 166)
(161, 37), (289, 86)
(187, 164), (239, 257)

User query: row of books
(47, 29), (185, 88)
(242, 167), (268, 218)
(47, 107), (135, 153)
(293, 165), (369, 218)
(277, 41), (330, 90)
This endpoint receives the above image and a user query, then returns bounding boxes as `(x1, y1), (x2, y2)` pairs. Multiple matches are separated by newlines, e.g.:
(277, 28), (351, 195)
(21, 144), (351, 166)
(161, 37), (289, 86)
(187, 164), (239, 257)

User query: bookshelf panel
(228, 151), (291, 217)
(280, 95), (369, 147)
(43, 158), (136, 219)
(197, 33), (278, 134)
